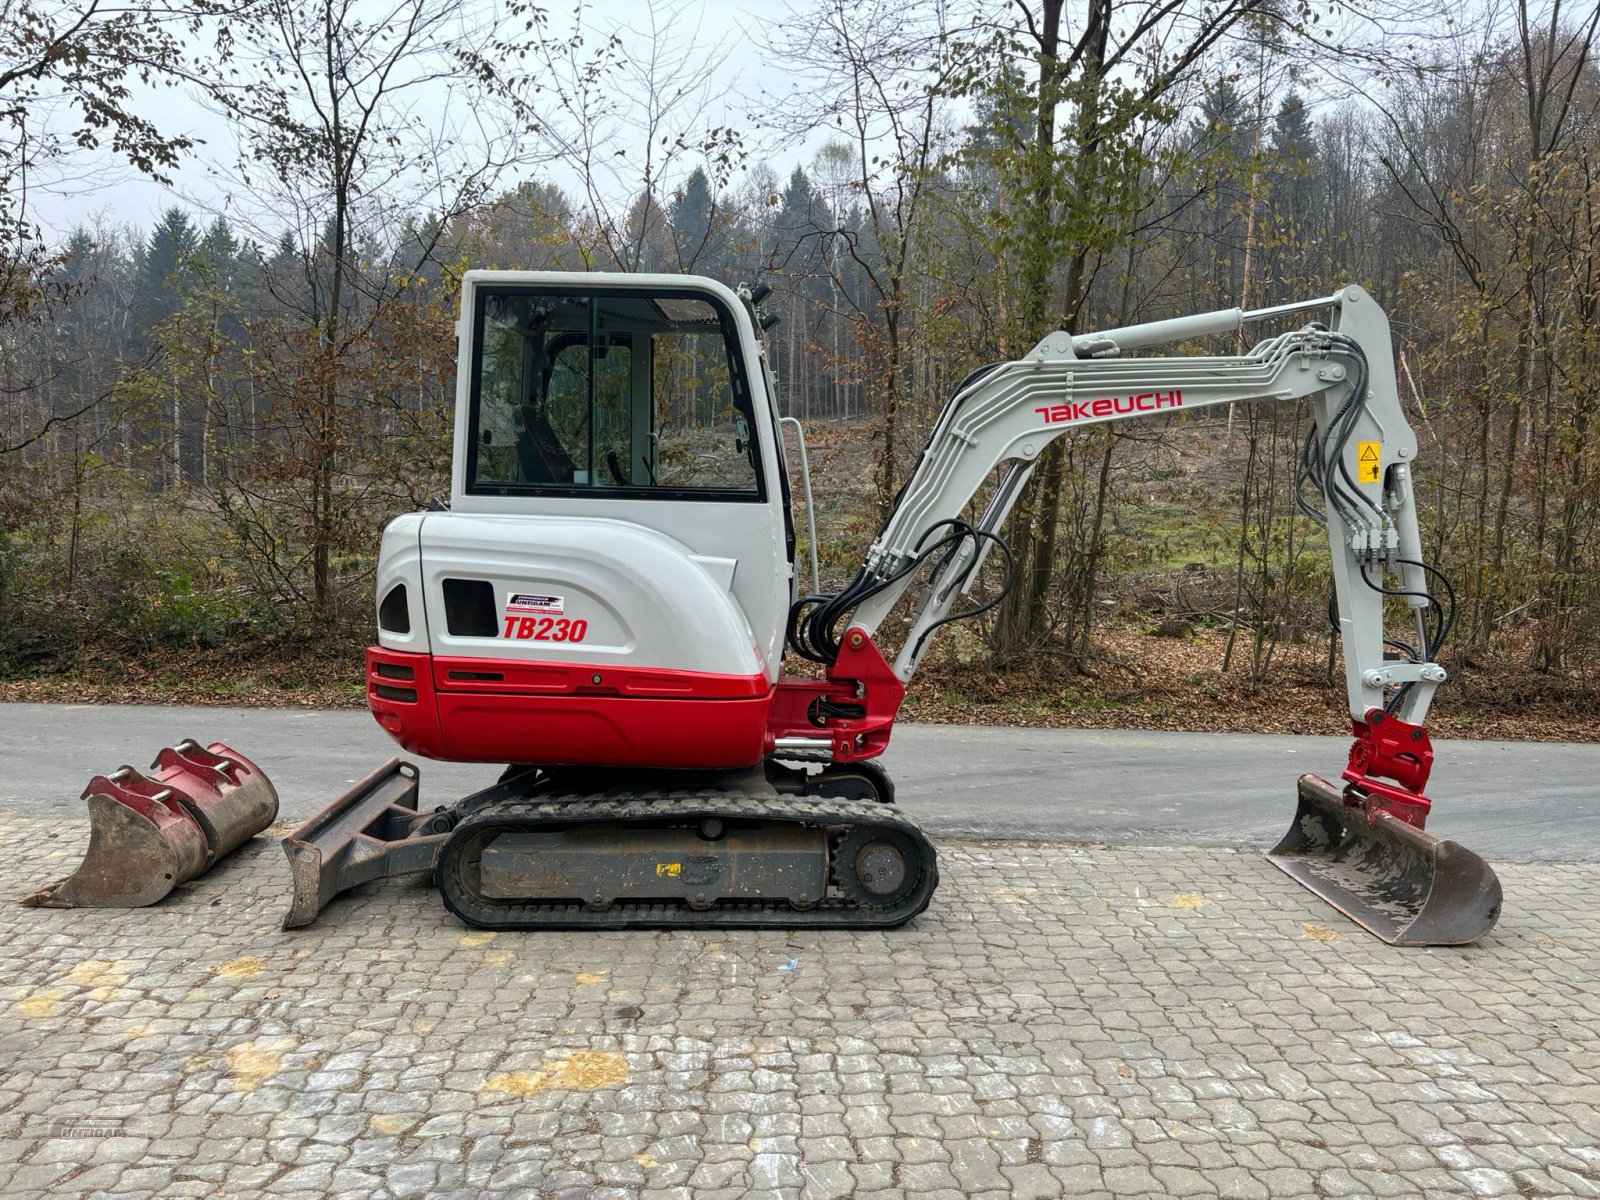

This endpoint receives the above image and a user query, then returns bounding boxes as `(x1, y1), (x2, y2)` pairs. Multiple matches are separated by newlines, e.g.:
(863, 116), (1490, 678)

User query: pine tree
(668, 168), (717, 272)
(772, 167), (826, 276)
(1270, 91), (1317, 228)
(198, 217), (240, 290)
(769, 167), (830, 417)
(620, 190), (672, 272)
(1189, 83), (1257, 298)
(136, 207), (199, 336)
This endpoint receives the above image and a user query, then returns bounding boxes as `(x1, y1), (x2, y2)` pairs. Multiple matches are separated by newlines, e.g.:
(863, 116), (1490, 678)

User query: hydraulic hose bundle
(786, 360), (1017, 670)
(1296, 333), (1459, 710)
(786, 518), (1014, 668)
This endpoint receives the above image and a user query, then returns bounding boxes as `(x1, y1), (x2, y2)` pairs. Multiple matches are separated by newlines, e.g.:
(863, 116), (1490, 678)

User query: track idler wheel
(835, 827), (922, 907)
(21, 741), (278, 910)
(1268, 773), (1502, 946)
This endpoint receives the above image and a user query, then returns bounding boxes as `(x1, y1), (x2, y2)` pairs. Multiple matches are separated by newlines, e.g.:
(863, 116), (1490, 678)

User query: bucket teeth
(1268, 774), (1502, 946)
(21, 740), (278, 910)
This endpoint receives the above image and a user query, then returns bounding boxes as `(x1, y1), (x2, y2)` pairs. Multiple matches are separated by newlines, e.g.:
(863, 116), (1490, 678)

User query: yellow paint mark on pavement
(370, 1114), (418, 1136)
(482, 1070), (551, 1097)
(458, 931), (496, 948)
(1169, 893), (1208, 909)
(575, 972), (607, 985)
(15, 987), (67, 1018)
(217, 956), (267, 980)
(486, 951), (510, 966)
(482, 1051), (628, 1097)
(222, 1036), (297, 1092)
(635, 1152), (658, 1169)
(985, 886), (1038, 903)
(66, 959), (130, 1001)
(1301, 922), (1340, 941)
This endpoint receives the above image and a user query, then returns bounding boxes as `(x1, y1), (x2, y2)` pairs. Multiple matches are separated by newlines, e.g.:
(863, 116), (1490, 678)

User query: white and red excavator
(37, 272), (1503, 946)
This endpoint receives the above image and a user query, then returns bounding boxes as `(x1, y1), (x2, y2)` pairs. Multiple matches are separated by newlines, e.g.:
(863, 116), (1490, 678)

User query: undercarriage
(281, 757), (937, 931)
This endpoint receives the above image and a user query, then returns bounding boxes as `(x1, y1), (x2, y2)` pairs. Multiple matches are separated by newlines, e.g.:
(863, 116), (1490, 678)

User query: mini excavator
(262, 273), (1497, 944)
(259, 275), (1497, 947)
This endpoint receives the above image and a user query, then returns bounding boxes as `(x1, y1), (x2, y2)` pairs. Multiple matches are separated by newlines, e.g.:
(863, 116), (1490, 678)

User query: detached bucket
(22, 740), (278, 909)
(1268, 774), (1501, 946)
(152, 742), (279, 869)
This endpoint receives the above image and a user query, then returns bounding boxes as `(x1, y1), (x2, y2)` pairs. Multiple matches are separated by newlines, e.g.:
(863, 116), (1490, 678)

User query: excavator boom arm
(839, 286), (1441, 732)
(780, 286), (1458, 833)
(777, 283), (1502, 946)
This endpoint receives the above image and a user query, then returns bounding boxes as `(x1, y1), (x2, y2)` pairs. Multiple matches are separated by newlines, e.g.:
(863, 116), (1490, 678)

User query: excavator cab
(363, 275), (797, 770)
(467, 287), (763, 493)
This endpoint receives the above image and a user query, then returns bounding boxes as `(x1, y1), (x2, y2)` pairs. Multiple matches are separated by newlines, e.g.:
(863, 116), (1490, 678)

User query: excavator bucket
(1268, 774), (1501, 946)
(22, 740), (278, 909)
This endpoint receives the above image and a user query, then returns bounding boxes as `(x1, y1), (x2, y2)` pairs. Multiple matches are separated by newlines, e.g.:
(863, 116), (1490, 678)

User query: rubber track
(436, 790), (939, 931)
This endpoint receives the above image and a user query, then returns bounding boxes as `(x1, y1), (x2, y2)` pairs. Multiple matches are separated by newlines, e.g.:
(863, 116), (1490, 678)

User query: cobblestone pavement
(1, 810), (1597, 1200)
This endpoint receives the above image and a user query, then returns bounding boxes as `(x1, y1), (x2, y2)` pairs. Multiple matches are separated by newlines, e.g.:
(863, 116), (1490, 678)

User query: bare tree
(514, 0), (744, 271)
(192, 0), (548, 621)
(766, 0), (967, 517)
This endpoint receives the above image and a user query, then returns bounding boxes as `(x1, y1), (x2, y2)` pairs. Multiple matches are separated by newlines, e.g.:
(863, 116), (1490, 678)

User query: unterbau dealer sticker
(506, 592), (565, 615)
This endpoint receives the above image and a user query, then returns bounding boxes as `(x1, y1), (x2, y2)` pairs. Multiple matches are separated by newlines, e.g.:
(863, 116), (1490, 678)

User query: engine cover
(367, 511), (778, 768)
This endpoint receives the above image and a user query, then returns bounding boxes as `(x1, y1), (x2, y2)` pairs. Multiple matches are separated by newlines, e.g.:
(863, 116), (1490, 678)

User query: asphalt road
(1, 702), (1596, 859)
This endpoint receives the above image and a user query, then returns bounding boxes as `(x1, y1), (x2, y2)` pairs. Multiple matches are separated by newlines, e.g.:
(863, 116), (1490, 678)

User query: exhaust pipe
(20, 740), (278, 909)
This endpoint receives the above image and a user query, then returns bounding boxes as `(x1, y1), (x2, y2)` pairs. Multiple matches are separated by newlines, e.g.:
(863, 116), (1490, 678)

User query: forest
(1, 0), (1598, 734)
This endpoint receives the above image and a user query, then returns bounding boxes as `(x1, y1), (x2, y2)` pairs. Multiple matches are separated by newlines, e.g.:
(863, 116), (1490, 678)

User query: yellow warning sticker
(1357, 441), (1381, 484)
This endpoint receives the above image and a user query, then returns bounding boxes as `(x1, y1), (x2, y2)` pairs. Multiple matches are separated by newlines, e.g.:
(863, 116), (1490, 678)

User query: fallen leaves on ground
(3, 618), (1596, 742)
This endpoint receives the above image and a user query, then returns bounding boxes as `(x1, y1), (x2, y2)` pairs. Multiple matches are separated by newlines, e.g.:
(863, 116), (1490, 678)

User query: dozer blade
(1268, 774), (1501, 946)
(281, 759), (447, 929)
(22, 740), (278, 909)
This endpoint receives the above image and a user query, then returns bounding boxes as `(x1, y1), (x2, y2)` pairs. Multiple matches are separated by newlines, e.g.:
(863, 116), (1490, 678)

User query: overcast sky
(32, 0), (1443, 245)
(37, 0), (836, 242)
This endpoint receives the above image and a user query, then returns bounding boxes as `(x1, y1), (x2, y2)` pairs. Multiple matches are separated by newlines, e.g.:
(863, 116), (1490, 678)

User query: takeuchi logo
(1036, 390), (1183, 423)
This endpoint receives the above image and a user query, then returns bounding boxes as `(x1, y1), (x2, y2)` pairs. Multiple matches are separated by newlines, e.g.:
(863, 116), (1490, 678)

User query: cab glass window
(467, 288), (762, 498)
